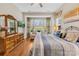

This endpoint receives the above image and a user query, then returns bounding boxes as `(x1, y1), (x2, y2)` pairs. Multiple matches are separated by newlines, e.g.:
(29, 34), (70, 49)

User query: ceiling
(14, 3), (63, 13)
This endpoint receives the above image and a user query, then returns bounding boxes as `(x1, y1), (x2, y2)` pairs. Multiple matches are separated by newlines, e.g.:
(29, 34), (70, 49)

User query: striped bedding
(32, 32), (44, 56)
(31, 32), (79, 56)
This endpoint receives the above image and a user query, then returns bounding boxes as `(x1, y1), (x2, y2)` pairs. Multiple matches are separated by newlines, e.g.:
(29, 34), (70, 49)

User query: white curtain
(30, 18), (46, 27)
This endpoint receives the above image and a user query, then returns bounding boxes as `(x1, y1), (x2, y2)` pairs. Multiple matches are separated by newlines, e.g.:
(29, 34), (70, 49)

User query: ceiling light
(30, 3), (43, 8)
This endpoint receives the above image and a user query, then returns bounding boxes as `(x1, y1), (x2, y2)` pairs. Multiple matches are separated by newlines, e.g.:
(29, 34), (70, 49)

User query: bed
(31, 32), (79, 56)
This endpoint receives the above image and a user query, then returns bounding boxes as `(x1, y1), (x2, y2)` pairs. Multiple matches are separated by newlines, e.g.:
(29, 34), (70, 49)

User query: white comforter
(32, 32), (79, 56)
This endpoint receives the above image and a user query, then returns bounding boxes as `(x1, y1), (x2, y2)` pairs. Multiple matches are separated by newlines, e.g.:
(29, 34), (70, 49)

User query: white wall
(61, 3), (79, 30)
(62, 3), (79, 16)
(0, 3), (22, 21)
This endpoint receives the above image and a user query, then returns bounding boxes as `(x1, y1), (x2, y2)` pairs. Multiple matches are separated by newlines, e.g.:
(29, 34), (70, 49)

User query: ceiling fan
(30, 3), (43, 8)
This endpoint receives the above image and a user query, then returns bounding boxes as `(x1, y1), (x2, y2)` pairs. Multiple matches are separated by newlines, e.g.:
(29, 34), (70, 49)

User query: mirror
(7, 18), (16, 35)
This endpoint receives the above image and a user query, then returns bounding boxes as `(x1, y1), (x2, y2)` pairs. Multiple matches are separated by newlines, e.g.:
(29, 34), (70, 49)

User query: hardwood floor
(4, 38), (34, 56)
(22, 38), (34, 56)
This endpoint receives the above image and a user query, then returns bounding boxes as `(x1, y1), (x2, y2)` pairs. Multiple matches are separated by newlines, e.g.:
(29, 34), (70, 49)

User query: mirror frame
(6, 15), (17, 36)
(0, 15), (17, 36)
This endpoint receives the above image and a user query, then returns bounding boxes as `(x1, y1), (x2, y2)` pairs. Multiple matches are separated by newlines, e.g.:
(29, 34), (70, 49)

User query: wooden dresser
(0, 33), (24, 56)
(0, 15), (25, 56)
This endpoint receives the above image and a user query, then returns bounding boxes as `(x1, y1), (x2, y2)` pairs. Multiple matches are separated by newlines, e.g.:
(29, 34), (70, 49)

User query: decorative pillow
(65, 32), (79, 43)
